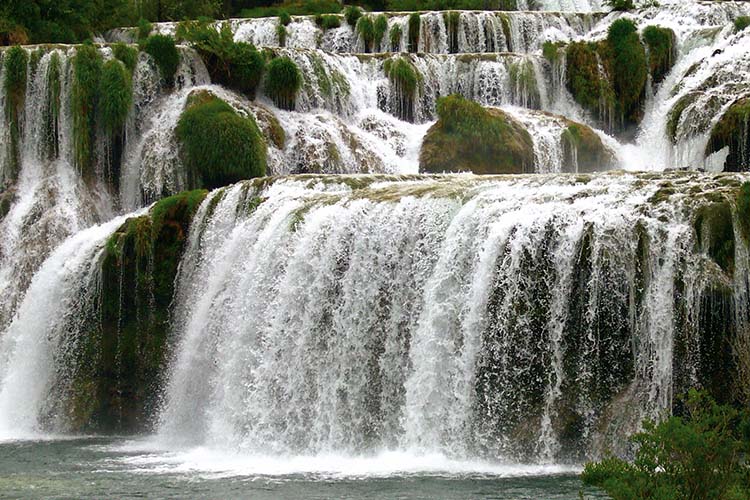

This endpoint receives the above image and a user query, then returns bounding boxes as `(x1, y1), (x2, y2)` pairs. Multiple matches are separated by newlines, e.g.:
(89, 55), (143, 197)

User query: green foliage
(408, 12), (420, 52)
(508, 58), (539, 108)
(176, 21), (265, 97)
(111, 42), (138, 71)
(695, 201), (735, 275)
(666, 92), (698, 143)
(142, 34), (180, 86)
(607, 18), (648, 127)
(738, 182), (750, 244)
(604, 0), (635, 11)
(71, 43), (103, 175)
(278, 10), (292, 26)
(3, 45), (27, 179)
(642, 25), (675, 85)
(581, 390), (750, 500)
(98, 59), (132, 135)
(264, 56), (302, 110)
(561, 122), (613, 173)
(734, 16), (750, 32)
(390, 24), (402, 51)
(357, 16), (375, 53)
(137, 18), (152, 40)
(706, 98), (750, 172)
(384, 56), (421, 121)
(345, 5), (362, 27)
(542, 41), (562, 63)
(420, 94), (534, 174)
(45, 52), (62, 160)
(385, 0), (518, 9)
(374, 14), (388, 50)
(276, 23), (287, 46)
(318, 15), (342, 30)
(176, 92), (266, 190)
(239, 0), (341, 19)
(565, 41), (614, 120)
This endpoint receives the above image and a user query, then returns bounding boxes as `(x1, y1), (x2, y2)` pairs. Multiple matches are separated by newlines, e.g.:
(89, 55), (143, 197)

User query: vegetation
(278, 9), (292, 26)
(374, 14), (388, 52)
(565, 41), (615, 123)
(316, 14), (341, 30)
(419, 94), (534, 174)
(735, 16), (750, 33)
(240, 0), (341, 19)
(604, 0), (635, 11)
(706, 98), (750, 172)
(508, 58), (539, 109)
(357, 15), (375, 53)
(3, 46), (27, 179)
(141, 34), (180, 86)
(542, 40), (562, 63)
(176, 91), (266, 190)
(385, 0), (517, 9)
(264, 56), (302, 110)
(561, 122), (614, 173)
(345, 5), (362, 27)
(111, 42), (138, 71)
(408, 12), (420, 52)
(176, 20), (265, 98)
(137, 18), (152, 40)
(607, 18), (648, 128)
(390, 24), (402, 51)
(384, 56), (422, 121)
(98, 59), (132, 135)
(276, 23), (287, 46)
(582, 390), (750, 500)
(71, 43), (103, 176)
(695, 201), (735, 275)
(642, 25), (676, 85)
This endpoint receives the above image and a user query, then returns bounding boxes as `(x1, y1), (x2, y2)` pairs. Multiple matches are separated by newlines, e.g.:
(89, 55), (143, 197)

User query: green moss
(390, 24), (402, 51)
(279, 10), (292, 27)
(565, 41), (615, 123)
(142, 34), (180, 86)
(276, 24), (287, 47)
(706, 98), (750, 172)
(508, 58), (539, 109)
(3, 45), (27, 181)
(542, 41), (562, 63)
(667, 92), (699, 144)
(561, 122), (614, 173)
(28, 48), (43, 77)
(318, 14), (341, 30)
(737, 182), (750, 243)
(345, 5), (362, 27)
(111, 43), (138, 71)
(734, 16), (750, 33)
(607, 18), (648, 127)
(99, 60), (132, 135)
(44, 51), (62, 160)
(694, 201), (735, 275)
(642, 25), (676, 85)
(176, 91), (266, 190)
(408, 12), (420, 53)
(357, 16), (376, 53)
(374, 14), (388, 51)
(419, 95), (534, 174)
(71, 43), (103, 176)
(264, 56), (302, 111)
(445, 11), (460, 53)
(384, 56), (422, 122)
(137, 18), (153, 41)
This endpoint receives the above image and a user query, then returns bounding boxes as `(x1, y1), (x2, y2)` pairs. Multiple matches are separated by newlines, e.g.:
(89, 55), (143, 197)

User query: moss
(111, 43), (138, 71)
(142, 34), (180, 87)
(44, 52), (62, 160)
(264, 56), (302, 111)
(318, 14), (341, 30)
(694, 201), (735, 275)
(642, 25), (676, 85)
(734, 16), (750, 33)
(445, 11), (460, 53)
(390, 24), (402, 51)
(419, 95), (534, 174)
(3, 45), (27, 181)
(607, 18), (648, 128)
(737, 182), (750, 243)
(561, 122), (614, 173)
(357, 16), (376, 53)
(276, 24), (287, 47)
(28, 48), (43, 77)
(345, 5), (362, 27)
(508, 58), (539, 109)
(542, 40), (563, 63)
(498, 12), (512, 51)
(279, 10), (292, 27)
(99, 60), (132, 135)
(71, 43), (103, 177)
(667, 92), (699, 144)
(408, 12), (420, 53)
(69, 189), (207, 433)
(706, 98), (750, 172)
(565, 41), (615, 124)
(137, 18), (153, 41)
(374, 14), (388, 51)
(384, 56), (422, 122)
(176, 91), (266, 190)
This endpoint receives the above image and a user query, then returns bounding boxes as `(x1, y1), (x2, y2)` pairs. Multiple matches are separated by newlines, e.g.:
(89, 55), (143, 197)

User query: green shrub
(420, 95), (534, 174)
(390, 24), (402, 51)
(142, 34), (180, 86)
(111, 42), (138, 71)
(565, 41), (614, 120)
(137, 18), (152, 41)
(408, 12), (420, 52)
(279, 9), (292, 26)
(3, 45), (27, 179)
(176, 21), (265, 98)
(99, 59), (132, 135)
(734, 16), (750, 32)
(561, 122), (614, 173)
(607, 18), (648, 126)
(604, 0), (635, 11)
(357, 16), (375, 52)
(374, 14), (389, 51)
(542, 40), (562, 63)
(581, 390), (750, 500)
(240, 0), (340, 18)
(277, 24), (287, 46)
(71, 43), (103, 175)
(345, 5), (362, 27)
(320, 14), (341, 30)
(264, 56), (302, 110)
(642, 25), (676, 85)
(384, 56), (421, 121)
(176, 92), (266, 190)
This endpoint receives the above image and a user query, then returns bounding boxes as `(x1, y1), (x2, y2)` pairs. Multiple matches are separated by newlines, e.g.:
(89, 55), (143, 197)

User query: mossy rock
(419, 95), (534, 174)
(71, 43), (103, 176)
(607, 19), (648, 130)
(264, 56), (302, 111)
(384, 56), (422, 122)
(561, 121), (615, 173)
(694, 201), (735, 275)
(737, 182), (750, 243)
(68, 189), (208, 433)
(3, 45), (27, 181)
(176, 90), (267, 189)
(565, 41), (615, 123)
(667, 92), (700, 144)
(705, 98), (750, 172)
(642, 25), (676, 86)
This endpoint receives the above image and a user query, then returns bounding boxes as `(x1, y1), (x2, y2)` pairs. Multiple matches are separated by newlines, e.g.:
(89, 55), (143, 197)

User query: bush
(137, 18), (152, 40)
(345, 5), (362, 27)
(99, 59), (132, 134)
(240, 0), (341, 18)
(735, 16), (750, 32)
(111, 42), (138, 71)
(408, 12), (420, 52)
(264, 56), (302, 110)
(357, 16), (375, 52)
(384, 56), (421, 121)
(71, 43), (103, 175)
(276, 24), (287, 46)
(565, 41), (615, 119)
(607, 18), (648, 126)
(605, 0), (635, 11)
(278, 9), (292, 26)
(420, 95), (534, 174)
(142, 34), (180, 86)
(374, 14), (388, 51)
(390, 24), (402, 51)
(177, 21), (265, 98)
(176, 92), (266, 190)
(642, 25), (675, 85)
(319, 14), (342, 30)
(581, 390), (750, 500)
